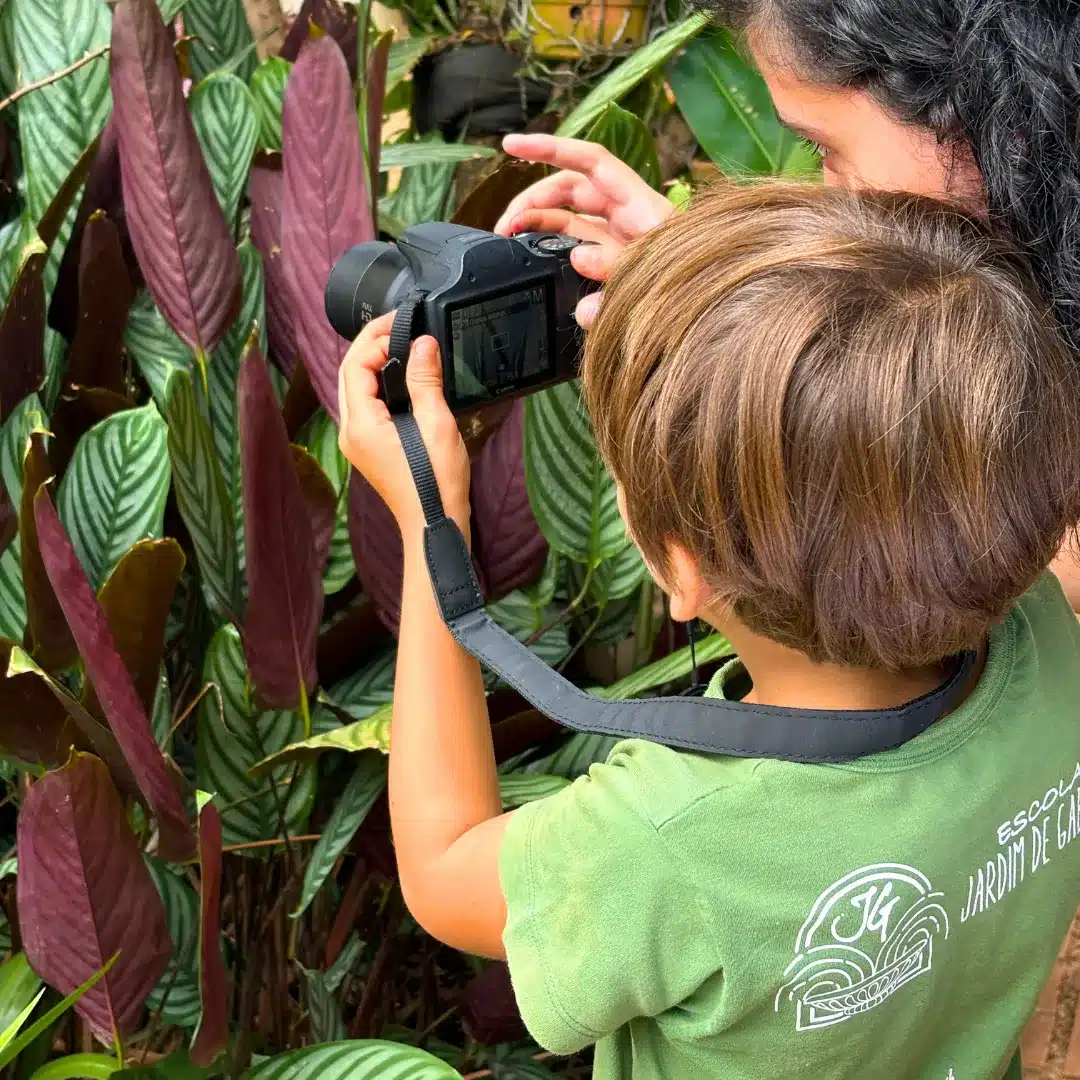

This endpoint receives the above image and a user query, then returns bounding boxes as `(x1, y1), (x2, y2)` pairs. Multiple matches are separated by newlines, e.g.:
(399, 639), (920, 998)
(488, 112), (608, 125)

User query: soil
(1023, 910), (1080, 1077)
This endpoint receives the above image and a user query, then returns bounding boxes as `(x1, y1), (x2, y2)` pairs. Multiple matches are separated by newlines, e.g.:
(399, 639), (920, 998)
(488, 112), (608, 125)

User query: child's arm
(338, 315), (510, 960)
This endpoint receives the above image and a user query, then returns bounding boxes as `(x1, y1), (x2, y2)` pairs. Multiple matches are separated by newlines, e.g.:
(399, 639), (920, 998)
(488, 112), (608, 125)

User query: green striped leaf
(382, 136), (456, 227)
(56, 404), (171, 589)
(304, 412), (354, 594)
(525, 733), (618, 779)
(385, 34), (433, 93)
(525, 380), (630, 568)
(191, 72), (258, 229)
(239, 1041), (463, 1080)
(125, 290), (195, 408)
(590, 542), (646, 602)
(197, 624), (314, 850)
(498, 771), (570, 809)
(292, 751), (386, 919)
(326, 649), (396, 722)
(584, 103), (660, 188)
(378, 143), (496, 170)
(0, 4), (16, 101)
(253, 703), (392, 774)
(144, 859), (202, 1029)
(557, 14), (707, 138)
(251, 57), (291, 153)
(157, 0), (188, 20)
(164, 368), (240, 620)
(0, 395), (46, 640)
(593, 633), (733, 700)
(182, 0), (257, 84)
(0, 216), (31, 305)
(12, 0), (111, 286)
(151, 666), (171, 749)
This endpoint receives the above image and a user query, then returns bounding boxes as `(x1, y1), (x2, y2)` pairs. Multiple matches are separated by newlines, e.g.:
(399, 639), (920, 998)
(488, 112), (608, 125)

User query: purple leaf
(18, 752), (173, 1043)
(281, 34), (374, 422)
(281, 0), (359, 81)
(21, 433), (79, 672)
(248, 159), (296, 376)
(460, 962), (528, 1045)
(239, 337), (321, 709)
(348, 471), (403, 635)
(292, 445), (337, 574)
(190, 799), (226, 1068)
(0, 242), (46, 425)
(64, 213), (133, 395)
(33, 487), (196, 863)
(365, 33), (391, 220)
(111, 0), (242, 356)
(86, 539), (185, 722)
(470, 402), (547, 599)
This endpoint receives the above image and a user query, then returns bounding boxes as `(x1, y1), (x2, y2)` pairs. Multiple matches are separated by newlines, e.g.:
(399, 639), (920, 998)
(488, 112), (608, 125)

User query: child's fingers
(504, 208), (613, 245)
(356, 310), (397, 349)
(405, 337), (455, 432)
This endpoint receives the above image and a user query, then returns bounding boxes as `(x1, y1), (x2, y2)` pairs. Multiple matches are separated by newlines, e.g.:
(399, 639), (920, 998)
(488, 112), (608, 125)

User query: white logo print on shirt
(775, 864), (950, 1031)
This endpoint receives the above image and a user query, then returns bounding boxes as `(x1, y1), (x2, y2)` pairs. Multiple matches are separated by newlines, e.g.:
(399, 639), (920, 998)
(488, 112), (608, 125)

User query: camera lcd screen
(449, 284), (552, 404)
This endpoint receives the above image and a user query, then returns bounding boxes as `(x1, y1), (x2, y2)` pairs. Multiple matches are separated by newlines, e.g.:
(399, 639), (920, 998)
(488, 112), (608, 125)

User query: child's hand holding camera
(337, 310), (471, 541)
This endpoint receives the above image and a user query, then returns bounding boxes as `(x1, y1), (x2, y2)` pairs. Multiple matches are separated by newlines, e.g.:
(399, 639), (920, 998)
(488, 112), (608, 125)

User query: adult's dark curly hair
(700, 0), (1080, 357)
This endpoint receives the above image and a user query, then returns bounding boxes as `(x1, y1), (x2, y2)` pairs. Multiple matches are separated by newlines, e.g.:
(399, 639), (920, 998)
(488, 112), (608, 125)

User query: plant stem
(194, 348), (210, 403)
(298, 679), (312, 739)
(221, 833), (321, 853)
(0, 47), (110, 117)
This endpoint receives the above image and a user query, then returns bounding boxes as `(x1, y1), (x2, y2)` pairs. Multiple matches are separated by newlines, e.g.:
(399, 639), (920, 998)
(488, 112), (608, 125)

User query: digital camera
(325, 223), (599, 414)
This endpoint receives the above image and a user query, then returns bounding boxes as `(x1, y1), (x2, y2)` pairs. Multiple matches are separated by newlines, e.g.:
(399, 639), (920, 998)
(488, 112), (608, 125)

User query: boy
(337, 183), (1080, 1079)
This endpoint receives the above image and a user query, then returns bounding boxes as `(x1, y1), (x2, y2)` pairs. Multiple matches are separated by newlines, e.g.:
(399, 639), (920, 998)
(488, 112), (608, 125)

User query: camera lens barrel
(325, 242), (414, 341)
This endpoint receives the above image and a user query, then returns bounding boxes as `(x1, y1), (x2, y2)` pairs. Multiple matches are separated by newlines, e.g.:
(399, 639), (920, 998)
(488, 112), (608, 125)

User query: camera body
(325, 223), (599, 414)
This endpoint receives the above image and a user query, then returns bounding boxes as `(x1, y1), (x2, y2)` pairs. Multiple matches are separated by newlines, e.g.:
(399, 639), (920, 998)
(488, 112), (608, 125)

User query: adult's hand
(495, 135), (674, 326)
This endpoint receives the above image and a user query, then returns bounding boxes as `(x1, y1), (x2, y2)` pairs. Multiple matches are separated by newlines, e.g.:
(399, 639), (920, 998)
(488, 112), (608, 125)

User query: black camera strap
(384, 301), (978, 763)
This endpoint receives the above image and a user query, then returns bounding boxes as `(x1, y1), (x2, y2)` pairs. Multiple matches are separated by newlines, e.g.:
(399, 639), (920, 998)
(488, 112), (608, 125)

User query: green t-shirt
(499, 573), (1080, 1079)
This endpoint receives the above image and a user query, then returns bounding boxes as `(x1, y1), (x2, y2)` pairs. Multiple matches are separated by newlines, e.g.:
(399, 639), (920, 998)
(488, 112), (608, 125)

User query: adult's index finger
(502, 134), (609, 175)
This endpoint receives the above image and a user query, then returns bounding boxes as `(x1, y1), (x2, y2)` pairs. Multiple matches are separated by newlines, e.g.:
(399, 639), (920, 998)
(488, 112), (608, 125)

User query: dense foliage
(0, 1), (816, 1077)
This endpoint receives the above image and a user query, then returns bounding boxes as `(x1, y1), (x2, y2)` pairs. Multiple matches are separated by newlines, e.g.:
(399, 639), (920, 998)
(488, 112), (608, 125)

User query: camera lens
(325, 242), (412, 341)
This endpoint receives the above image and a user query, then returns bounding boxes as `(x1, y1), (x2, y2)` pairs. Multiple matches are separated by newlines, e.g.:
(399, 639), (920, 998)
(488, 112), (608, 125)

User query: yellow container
(527, 0), (650, 58)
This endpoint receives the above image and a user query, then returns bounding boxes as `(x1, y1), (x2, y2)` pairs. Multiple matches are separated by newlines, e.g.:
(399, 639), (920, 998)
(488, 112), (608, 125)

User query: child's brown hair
(582, 183), (1080, 670)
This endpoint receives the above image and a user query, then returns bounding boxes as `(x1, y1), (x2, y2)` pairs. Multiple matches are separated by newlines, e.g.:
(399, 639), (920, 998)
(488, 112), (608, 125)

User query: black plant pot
(412, 43), (551, 140)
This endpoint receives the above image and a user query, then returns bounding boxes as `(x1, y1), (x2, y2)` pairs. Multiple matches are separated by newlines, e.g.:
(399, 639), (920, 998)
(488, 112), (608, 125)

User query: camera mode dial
(530, 234), (580, 254)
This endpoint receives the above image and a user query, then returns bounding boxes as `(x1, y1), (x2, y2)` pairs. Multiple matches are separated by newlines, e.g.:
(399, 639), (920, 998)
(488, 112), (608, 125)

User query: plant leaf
(385, 34), (434, 92)
(164, 369), (240, 621)
(88, 539), (185, 721)
(144, 859), (202, 1029)
(348, 473), (403, 635)
(251, 57), (291, 153)
(666, 29), (796, 176)
(291, 751), (386, 919)
(253, 702), (391, 774)
(190, 72), (258, 230)
(296, 964), (345, 1044)
(111, 0), (242, 355)
(304, 412), (354, 594)
(0, 956), (118, 1072)
(279, 0), (358, 79)
(248, 160), (294, 375)
(378, 143), (497, 170)
(470, 402), (547, 601)
(584, 103), (660, 188)
(381, 135), (454, 228)
(64, 213), (134, 394)
(0, 396), (47, 640)
(57, 403), (171, 589)
(196, 624), (313, 849)
(0, 236), (47, 422)
(238, 1041), (462, 1080)
(189, 800), (225, 1067)
(34, 489), (196, 862)
(453, 161), (548, 233)
(239, 338), (320, 710)
(124, 290), (195, 408)
(281, 33), (374, 421)
(17, 752), (172, 1042)
(593, 633), (733, 700)
(11, 0), (112, 282)
(525, 381), (630, 568)
(325, 648), (396, 722)
(291, 445), (337, 576)
(364, 33), (391, 212)
(524, 732), (617, 779)
(498, 771), (570, 809)
(27, 1054), (120, 1080)
(0, 954), (44, 1036)
(589, 542), (646, 603)
(183, 0), (257, 84)
(21, 432), (79, 671)
(1, 643), (143, 800)
(556, 14), (707, 137)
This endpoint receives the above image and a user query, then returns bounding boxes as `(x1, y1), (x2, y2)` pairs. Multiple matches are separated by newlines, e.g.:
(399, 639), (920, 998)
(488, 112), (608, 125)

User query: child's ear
(665, 542), (712, 623)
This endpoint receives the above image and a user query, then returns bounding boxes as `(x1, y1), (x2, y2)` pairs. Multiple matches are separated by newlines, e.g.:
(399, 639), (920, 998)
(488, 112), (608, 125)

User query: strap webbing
(384, 304), (977, 763)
